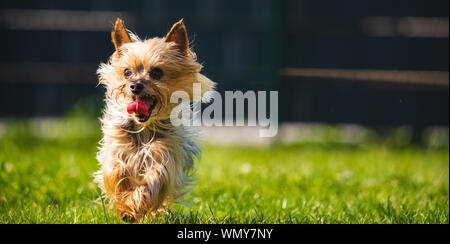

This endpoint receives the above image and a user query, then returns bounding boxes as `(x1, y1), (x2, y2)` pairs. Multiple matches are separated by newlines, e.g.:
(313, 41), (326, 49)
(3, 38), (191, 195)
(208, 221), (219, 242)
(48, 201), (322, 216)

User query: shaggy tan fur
(94, 18), (215, 222)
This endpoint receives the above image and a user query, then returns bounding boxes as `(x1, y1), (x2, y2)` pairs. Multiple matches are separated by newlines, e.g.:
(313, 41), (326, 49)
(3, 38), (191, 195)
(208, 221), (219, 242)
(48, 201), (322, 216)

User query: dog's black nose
(130, 82), (144, 95)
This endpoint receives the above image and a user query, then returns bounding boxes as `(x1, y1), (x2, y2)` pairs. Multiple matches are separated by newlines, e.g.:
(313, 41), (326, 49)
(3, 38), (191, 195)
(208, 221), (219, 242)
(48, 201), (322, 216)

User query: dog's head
(98, 18), (214, 125)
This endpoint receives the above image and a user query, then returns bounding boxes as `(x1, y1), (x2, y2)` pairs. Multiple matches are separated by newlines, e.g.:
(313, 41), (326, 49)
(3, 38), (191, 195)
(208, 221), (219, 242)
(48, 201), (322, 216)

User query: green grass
(0, 119), (448, 224)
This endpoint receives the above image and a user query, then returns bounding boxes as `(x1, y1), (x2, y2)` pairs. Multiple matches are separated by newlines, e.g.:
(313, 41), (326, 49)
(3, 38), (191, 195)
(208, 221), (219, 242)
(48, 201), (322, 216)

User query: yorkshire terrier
(94, 18), (215, 222)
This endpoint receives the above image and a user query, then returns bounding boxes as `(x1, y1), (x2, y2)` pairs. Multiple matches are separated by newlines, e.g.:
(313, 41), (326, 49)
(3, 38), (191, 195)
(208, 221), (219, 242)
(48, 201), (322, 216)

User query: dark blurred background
(0, 0), (448, 133)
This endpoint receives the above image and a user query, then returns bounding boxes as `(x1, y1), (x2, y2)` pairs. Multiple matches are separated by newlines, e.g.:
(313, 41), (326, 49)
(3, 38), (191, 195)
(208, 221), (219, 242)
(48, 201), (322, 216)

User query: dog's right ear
(111, 18), (132, 54)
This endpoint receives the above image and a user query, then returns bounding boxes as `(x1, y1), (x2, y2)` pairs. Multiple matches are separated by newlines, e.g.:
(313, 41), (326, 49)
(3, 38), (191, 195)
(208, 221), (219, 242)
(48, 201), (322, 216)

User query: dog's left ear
(165, 19), (189, 55)
(111, 18), (132, 54)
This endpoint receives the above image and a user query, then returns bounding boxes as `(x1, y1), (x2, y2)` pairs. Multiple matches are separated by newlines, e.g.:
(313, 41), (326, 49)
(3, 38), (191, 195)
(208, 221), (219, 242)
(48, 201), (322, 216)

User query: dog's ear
(165, 19), (189, 55)
(111, 18), (132, 54)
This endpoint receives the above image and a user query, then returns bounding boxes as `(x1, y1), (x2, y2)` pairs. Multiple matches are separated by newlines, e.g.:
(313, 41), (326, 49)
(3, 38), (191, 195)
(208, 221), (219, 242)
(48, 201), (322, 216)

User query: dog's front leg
(118, 159), (171, 222)
(101, 160), (130, 198)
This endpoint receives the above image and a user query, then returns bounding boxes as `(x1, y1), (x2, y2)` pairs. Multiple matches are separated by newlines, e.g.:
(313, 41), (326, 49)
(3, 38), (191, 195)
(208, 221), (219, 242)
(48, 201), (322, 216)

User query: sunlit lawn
(0, 119), (448, 223)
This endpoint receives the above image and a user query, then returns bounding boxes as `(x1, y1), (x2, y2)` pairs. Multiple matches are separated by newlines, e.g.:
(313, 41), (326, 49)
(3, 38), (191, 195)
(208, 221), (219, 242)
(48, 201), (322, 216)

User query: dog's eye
(149, 67), (163, 80)
(123, 68), (132, 79)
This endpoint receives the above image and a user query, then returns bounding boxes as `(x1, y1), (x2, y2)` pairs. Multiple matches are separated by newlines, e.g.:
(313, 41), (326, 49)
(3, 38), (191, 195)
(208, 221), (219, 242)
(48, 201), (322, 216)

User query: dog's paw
(119, 211), (136, 223)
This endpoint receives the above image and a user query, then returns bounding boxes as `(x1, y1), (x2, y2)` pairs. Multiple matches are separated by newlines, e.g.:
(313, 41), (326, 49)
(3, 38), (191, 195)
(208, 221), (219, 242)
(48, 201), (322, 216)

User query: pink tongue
(127, 101), (149, 116)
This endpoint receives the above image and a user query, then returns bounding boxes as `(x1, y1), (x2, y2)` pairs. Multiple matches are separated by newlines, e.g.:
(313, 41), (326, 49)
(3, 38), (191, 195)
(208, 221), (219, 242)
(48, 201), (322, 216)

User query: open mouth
(127, 95), (158, 122)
